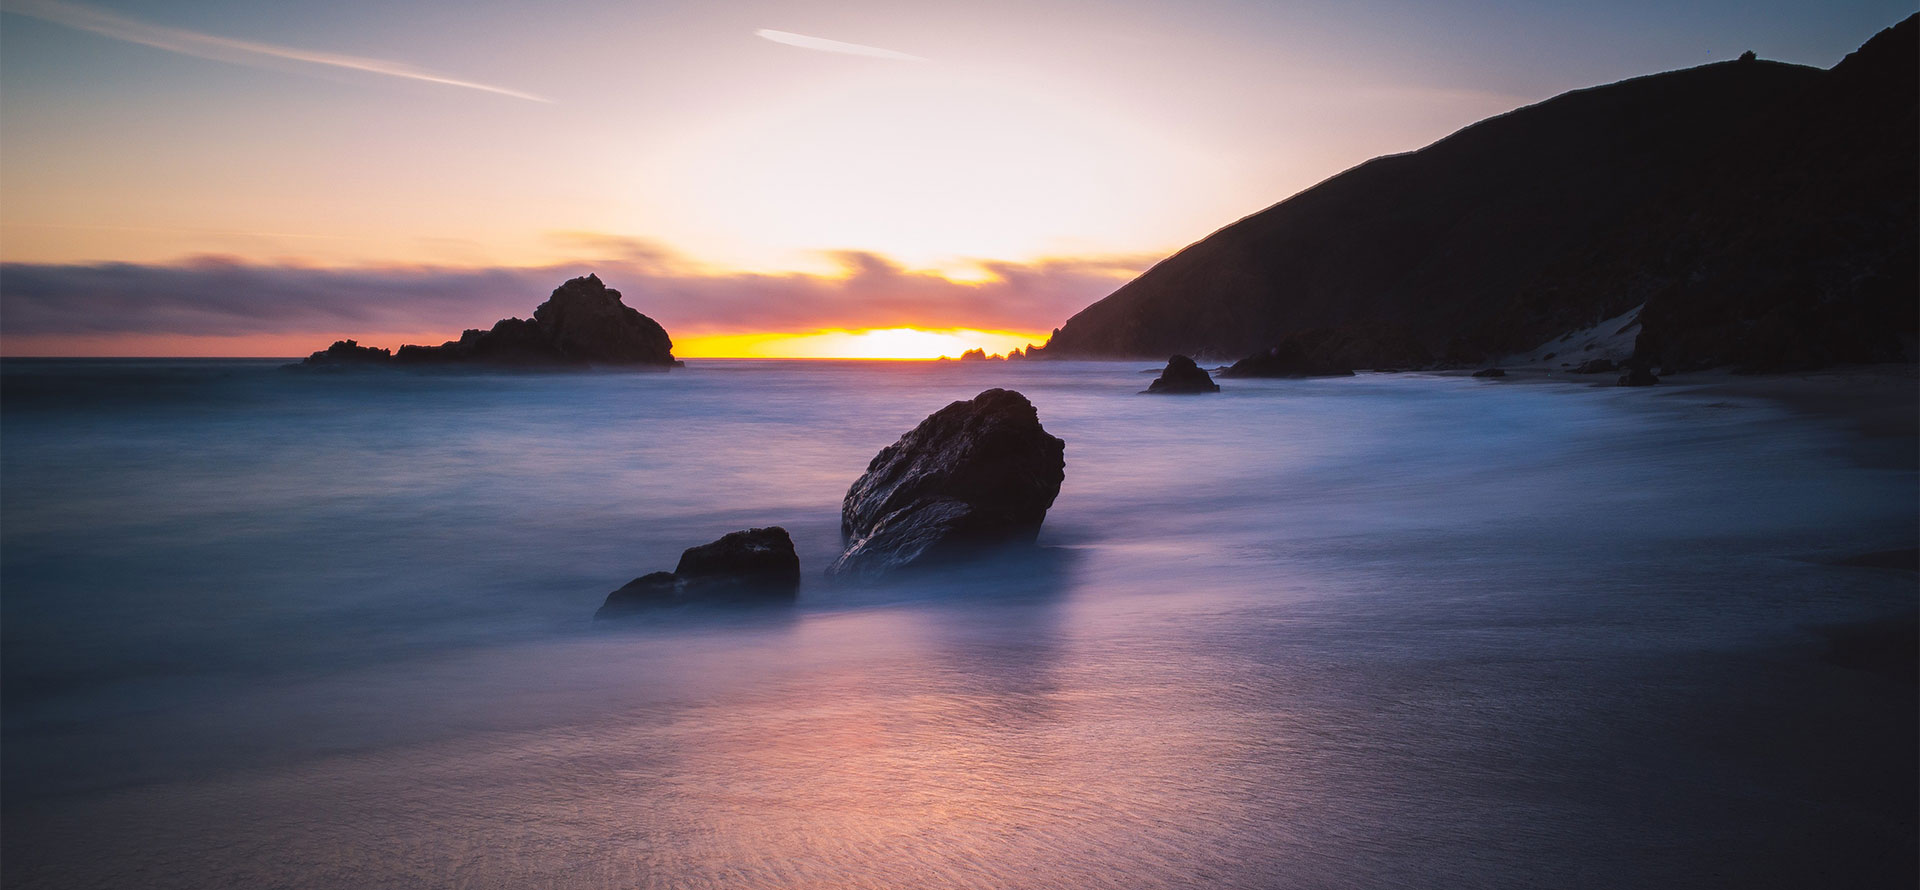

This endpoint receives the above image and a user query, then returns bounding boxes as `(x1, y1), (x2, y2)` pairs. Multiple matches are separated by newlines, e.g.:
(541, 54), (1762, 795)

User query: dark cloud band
(0, 251), (1148, 344)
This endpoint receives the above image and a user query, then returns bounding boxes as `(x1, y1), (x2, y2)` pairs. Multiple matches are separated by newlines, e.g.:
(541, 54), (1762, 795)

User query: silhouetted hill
(1039, 15), (1917, 373)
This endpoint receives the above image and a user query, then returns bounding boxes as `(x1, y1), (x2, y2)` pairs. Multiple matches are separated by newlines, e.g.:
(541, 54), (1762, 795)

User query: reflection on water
(2, 359), (1914, 888)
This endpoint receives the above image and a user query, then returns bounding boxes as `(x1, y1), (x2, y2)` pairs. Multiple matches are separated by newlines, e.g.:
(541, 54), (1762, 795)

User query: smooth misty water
(2, 359), (1914, 889)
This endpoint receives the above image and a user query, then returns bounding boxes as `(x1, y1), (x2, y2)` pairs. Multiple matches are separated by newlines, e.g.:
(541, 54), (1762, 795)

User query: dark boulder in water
(1219, 331), (1375, 378)
(598, 572), (683, 613)
(673, 527), (803, 589)
(597, 527), (799, 617)
(302, 274), (678, 370)
(1617, 365), (1660, 387)
(1145, 355), (1220, 393)
(828, 388), (1065, 578)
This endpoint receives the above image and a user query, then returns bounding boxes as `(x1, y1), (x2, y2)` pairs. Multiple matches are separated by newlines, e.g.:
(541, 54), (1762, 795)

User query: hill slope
(1039, 15), (1917, 372)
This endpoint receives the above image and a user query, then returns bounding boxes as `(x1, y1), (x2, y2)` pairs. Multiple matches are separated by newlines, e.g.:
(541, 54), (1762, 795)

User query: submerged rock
(596, 527), (799, 617)
(1617, 365), (1660, 386)
(1144, 355), (1220, 393)
(1218, 331), (1373, 378)
(828, 388), (1065, 578)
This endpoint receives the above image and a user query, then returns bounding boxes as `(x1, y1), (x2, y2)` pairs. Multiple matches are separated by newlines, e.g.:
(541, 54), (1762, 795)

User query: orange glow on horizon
(0, 327), (1054, 360)
(676, 327), (1049, 360)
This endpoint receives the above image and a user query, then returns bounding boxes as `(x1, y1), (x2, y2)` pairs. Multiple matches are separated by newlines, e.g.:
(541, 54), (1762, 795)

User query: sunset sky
(1, 0), (1908, 357)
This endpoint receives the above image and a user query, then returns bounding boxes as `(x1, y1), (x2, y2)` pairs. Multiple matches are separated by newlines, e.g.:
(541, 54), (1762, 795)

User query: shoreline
(1434, 362), (1917, 469)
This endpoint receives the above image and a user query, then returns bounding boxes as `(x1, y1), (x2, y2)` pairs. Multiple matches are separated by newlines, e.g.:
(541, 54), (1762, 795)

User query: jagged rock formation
(596, 527), (800, 616)
(300, 274), (678, 369)
(1144, 355), (1220, 393)
(300, 339), (392, 368)
(1041, 16), (1917, 374)
(828, 389), (1065, 578)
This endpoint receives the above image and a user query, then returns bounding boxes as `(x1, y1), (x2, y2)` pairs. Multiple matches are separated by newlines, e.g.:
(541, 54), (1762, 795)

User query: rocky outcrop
(1144, 355), (1220, 393)
(596, 527), (799, 616)
(828, 389), (1065, 578)
(1471, 368), (1507, 378)
(1571, 358), (1618, 374)
(300, 274), (678, 370)
(301, 339), (393, 367)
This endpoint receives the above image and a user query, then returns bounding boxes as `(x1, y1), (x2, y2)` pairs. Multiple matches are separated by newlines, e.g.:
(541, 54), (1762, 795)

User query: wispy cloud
(754, 28), (924, 62)
(3, 0), (550, 102)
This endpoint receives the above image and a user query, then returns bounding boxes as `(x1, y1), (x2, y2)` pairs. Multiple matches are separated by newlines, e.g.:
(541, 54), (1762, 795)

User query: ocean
(2, 358), (1913, 888)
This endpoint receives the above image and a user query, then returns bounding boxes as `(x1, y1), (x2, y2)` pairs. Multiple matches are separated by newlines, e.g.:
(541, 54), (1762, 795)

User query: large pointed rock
(530, 274), (676, 365)
(596, 527), (799, 617)
(829, 389), (1065, 578)
(1144, 355), (1220, 393)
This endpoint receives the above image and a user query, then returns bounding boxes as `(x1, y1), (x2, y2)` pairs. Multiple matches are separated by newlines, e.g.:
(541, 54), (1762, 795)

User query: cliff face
(1041, 15), (1917, 372)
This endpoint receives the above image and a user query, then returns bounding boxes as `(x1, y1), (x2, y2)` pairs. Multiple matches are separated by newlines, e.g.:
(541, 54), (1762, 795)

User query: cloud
(0, 246), (1154, 353)
(2, 0), (549, 102)
(753, 29), (924, 62)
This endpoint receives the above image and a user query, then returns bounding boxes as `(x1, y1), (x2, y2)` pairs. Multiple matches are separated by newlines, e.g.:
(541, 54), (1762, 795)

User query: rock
(532, 274), (677, 365)
(1144, 355), (1220, 393)
(1217, 328), (1410, 378)
(1572, 358), (1618, 373)
(598, 572), (683, 613)
(308, 274), (678, 369)
(1617, 366), (1660, 386)
(300, 339), (392, 367)
(1472, 368), (1507, 378)
(959, 348), (989, 361)
(673, 527), (803, 590)
(597, 527), (799, 617)
(829, 389), (1065, 578)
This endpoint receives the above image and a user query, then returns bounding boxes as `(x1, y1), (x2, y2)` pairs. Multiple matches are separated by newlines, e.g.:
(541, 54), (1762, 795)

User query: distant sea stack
(1144, 355), (1220, 393)
(829, 389), (1065, 578)
(1039, 15), (1917, 375)
(298, 274), (679, 369)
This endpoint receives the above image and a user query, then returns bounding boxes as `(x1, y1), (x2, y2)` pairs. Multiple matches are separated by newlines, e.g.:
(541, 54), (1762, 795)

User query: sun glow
(676, 327), (1047, 360)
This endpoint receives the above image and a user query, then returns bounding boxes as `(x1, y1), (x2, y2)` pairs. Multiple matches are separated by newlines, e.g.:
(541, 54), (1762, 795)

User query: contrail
(3, 0), (550, 102)
(754, 29), (924, 62)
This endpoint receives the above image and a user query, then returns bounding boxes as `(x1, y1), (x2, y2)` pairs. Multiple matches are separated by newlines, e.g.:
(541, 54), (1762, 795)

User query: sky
(1, 0), (1911, 357)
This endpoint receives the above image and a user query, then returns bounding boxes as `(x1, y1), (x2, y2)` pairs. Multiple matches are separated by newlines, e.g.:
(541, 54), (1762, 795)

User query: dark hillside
(1040, 15), (1917, 373)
